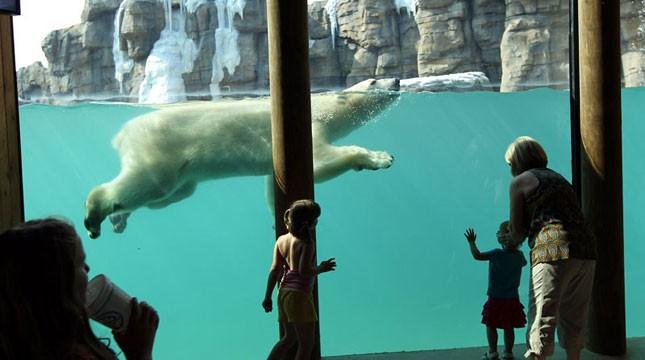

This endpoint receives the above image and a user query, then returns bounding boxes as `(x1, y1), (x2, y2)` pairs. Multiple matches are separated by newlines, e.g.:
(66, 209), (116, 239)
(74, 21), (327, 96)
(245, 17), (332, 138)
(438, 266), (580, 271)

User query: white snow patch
(113, 0), (133, 94)
(138, 1), (199, 103)
(210, 0), (246, 97)
(185, 0), (210, 13)
(394, 0), (417, 16)
(324, 0), (339, 48)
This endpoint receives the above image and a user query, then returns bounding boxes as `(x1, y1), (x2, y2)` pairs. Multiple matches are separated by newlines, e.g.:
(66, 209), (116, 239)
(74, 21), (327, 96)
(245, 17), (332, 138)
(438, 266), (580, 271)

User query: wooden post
(569, 0), (581, 201)
(266, 1), (319, 359)
(0, 15), (24, 233)
(578, 0), (625, 355)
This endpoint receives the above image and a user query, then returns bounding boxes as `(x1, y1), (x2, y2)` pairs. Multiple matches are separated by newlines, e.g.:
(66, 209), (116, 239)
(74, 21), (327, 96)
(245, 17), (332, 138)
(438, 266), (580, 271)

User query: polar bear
(84, 78), (400, 238)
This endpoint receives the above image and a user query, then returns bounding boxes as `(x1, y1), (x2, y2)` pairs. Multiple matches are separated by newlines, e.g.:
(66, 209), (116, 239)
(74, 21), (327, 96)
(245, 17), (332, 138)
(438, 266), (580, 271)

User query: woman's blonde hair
(504, 136), (548, 175)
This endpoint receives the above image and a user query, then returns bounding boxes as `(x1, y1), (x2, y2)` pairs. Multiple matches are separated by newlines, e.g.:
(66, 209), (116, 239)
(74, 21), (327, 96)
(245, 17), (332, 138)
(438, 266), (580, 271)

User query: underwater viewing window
(6, 0), (644, 358)
(620, 0), (645, 338)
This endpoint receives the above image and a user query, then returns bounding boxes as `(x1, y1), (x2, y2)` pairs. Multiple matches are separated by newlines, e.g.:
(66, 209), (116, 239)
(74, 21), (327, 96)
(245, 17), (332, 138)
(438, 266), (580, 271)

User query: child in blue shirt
(465, 221), (527, 360)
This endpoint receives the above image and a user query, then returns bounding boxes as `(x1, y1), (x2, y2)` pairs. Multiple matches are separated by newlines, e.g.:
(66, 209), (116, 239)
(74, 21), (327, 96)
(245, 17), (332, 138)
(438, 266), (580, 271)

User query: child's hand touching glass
(464, 228), (477, 243)
(317, 258), (336, 274)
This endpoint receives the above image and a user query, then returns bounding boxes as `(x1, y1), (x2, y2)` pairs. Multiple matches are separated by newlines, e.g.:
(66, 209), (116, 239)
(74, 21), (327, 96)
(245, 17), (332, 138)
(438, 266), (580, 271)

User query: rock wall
(621, 0), (645, 87)
(500, 0), (569, 91)
(37, 0), (122, 99)
(16, 0), (645, 102)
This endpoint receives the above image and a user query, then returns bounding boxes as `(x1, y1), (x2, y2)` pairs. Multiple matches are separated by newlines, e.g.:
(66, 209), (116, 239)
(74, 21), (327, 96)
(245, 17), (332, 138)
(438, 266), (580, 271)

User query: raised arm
(464, 228), (489, 261)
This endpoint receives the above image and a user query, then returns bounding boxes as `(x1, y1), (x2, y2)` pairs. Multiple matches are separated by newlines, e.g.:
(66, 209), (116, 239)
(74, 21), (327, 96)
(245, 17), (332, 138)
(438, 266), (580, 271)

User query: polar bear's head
(345, 78), (400, 93)
(343, 78), (400, 112)
(333, 78), (400, 123)
(312, 78), (400, 139)
(84, 185), (115, 239)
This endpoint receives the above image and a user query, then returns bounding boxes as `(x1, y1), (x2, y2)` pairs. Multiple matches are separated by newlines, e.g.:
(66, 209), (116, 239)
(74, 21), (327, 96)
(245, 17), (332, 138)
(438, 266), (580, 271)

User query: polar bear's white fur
(84, 78), (400, 238)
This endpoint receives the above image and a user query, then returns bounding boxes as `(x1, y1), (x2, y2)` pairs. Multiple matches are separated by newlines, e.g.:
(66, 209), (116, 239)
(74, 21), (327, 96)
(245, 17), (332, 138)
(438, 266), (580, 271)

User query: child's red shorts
(481, 296), (526, 329)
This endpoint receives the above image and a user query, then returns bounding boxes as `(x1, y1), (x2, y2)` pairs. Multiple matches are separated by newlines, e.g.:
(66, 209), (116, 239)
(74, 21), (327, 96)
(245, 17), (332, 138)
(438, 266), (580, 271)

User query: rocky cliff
(16, 0), (645, 102)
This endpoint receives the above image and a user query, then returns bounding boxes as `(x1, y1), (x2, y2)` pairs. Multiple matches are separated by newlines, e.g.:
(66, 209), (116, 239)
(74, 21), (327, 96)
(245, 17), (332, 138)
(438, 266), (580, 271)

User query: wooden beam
(266, 0), (319, 359)
(569, 0), (581, 201)
(578, 0), (625, 355)
(0, 15), (24, 233)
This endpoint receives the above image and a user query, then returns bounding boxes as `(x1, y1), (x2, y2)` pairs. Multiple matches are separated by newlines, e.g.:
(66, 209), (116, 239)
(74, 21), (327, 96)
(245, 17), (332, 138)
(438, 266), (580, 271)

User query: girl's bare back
(276, 233), (314, 273)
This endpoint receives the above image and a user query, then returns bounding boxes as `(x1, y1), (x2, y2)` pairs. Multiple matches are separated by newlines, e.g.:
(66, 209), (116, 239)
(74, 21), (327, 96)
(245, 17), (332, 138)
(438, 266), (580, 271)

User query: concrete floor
(323, 337), (645, 360)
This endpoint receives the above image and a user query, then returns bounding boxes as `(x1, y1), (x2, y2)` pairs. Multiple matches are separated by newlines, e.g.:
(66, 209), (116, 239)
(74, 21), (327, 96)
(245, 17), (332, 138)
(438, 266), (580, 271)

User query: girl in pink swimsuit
(262, 200), (336, 360)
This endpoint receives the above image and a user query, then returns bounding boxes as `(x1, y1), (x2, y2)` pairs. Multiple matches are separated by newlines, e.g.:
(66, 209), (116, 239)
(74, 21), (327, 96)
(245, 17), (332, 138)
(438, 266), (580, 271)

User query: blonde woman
(501, 136), (597, 360)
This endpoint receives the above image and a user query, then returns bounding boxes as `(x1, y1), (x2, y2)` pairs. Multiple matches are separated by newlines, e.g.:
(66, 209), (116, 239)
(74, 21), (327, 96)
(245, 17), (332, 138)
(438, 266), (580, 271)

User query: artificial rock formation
(500, 0), (570, 91)
(15, 0), (645, 102)
(621, 0), (645, 87)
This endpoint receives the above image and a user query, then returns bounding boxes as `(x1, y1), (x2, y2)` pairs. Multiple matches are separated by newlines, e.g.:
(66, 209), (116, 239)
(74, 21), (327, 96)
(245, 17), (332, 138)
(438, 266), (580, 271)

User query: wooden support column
(0, 15), (24, 233)
(569, 0), (581, 200)
(578, 0), (625, 355)
(266, 1), (319, 359)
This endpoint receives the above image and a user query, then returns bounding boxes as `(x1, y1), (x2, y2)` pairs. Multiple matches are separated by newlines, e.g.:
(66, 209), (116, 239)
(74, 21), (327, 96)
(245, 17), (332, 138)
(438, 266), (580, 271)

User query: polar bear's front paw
(109, 214), (128, 233)
(357, 150), (394, 171)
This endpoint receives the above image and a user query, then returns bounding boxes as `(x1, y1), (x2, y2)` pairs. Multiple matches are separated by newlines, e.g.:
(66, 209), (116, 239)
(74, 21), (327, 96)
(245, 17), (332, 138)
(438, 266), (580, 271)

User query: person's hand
(113, 298), (159, 360)
(262, 297), (272, 313)
(464, 228), (477, 243)
(317, 258), (336, 273)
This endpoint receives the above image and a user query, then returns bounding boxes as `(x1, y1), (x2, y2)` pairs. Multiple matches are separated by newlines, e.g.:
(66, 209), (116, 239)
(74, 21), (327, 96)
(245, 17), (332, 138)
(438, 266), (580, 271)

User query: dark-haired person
(262, 200), (336, 360)
(0, 218), (159, 360)
(501, 136), (597, 360)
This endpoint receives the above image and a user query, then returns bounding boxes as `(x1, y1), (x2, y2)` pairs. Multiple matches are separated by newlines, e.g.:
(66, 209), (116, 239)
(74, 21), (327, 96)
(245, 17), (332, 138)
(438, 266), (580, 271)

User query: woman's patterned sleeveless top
(525, 168), (597, 265)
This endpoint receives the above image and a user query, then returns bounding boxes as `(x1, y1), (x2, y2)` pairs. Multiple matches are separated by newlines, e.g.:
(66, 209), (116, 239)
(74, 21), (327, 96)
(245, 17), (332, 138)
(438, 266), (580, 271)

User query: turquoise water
(18, 88), (645, 358)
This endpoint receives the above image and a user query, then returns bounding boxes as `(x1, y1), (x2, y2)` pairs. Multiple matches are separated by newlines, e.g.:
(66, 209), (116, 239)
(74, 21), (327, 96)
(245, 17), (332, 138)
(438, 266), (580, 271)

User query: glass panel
(621, 0), (645, 339)
(316, 90), (572, 355)
(18, 103), (277, 359)
(9, 0), (604, 358)
(623, 88), (645, 339)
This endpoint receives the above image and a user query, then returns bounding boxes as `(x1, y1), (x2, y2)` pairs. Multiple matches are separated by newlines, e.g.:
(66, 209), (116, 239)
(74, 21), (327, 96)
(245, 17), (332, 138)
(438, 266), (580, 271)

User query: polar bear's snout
(84, 218), (100, 239)
(84, 186), (109, 239)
